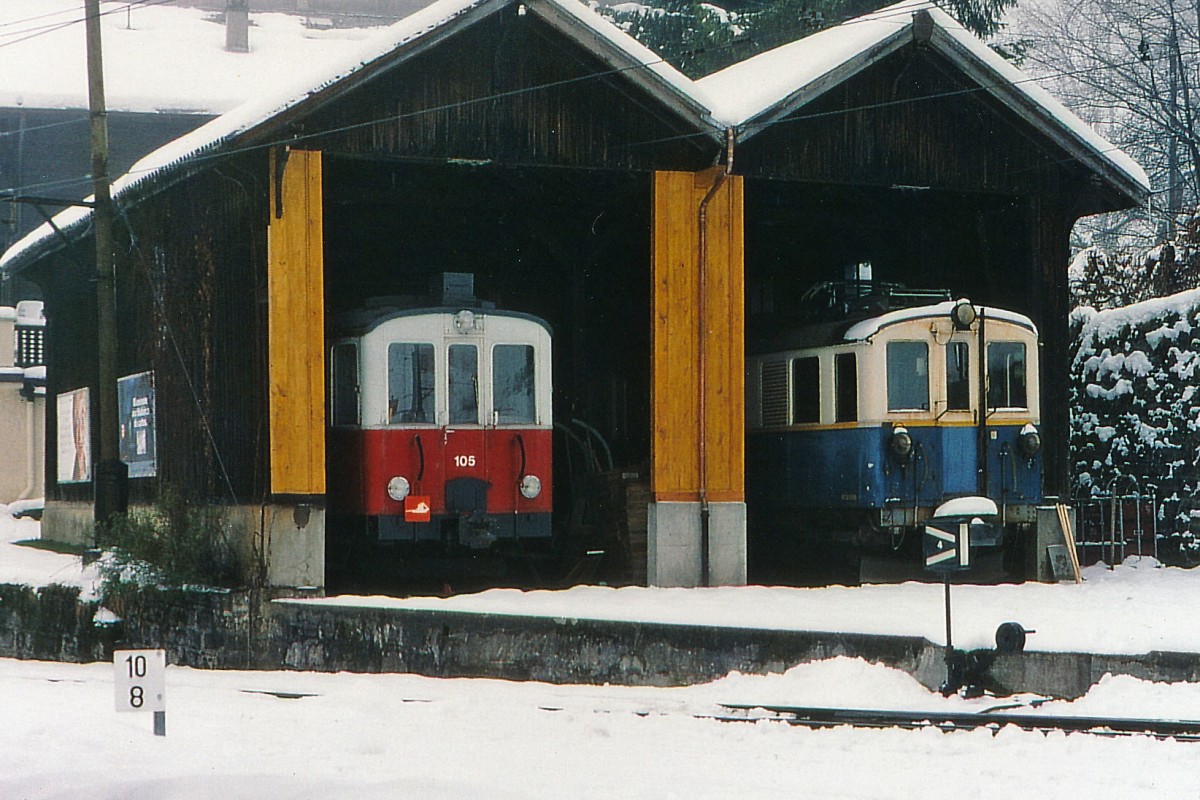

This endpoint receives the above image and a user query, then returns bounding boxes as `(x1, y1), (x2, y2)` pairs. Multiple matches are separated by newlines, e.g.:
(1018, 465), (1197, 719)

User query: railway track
(716, 704), (1200, 741)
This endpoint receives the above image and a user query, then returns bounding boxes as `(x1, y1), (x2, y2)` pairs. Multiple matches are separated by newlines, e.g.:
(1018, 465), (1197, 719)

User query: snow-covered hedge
(1071, 289), (1200, 564)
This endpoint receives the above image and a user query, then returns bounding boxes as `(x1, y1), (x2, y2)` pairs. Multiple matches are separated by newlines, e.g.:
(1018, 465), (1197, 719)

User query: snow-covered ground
(3, 506), (1200, 796)
(2, 655), (1199, 799)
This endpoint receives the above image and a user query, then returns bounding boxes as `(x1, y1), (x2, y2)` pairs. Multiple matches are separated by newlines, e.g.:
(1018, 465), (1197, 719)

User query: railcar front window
(988, 341), (1027, 409)
(493, 344), (536, 424)
(887, 341), (929, 411)
(331, 342), (359, 426)
(946, 341), (970, 411)
(791, 356), (820, 424)
(449, 344), (479, 424)
(387, 342), (434, 424)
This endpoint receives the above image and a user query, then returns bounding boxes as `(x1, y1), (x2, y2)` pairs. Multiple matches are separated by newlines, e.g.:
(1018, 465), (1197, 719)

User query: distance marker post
(113, 649), (166, 736)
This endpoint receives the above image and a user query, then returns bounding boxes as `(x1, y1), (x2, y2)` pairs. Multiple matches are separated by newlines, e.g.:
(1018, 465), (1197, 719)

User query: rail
(717, 704), (1200, 741)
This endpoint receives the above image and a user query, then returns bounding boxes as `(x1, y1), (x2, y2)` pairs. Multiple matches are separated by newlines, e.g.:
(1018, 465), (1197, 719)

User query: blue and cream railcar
(747, 299), (1042, 551)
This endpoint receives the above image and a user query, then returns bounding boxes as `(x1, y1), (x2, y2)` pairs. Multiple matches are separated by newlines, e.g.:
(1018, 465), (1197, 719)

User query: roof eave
(925, 25), (1149, 208)
(527, 0), (724, 143)
(731, 26), (912, 142)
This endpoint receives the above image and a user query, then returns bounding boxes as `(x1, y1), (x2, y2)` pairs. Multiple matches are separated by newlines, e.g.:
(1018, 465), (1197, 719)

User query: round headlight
(386, 476), (411, 502)
(519, 474), (542, 499)
(889, 426), (913, 464)
(1019, 427), (1042, 458)
(951, 299), (977, 330)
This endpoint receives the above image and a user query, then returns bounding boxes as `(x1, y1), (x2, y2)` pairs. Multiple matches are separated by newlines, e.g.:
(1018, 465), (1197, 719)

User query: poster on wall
(119, 371), (157, 478)
(56, 387), (91, 484)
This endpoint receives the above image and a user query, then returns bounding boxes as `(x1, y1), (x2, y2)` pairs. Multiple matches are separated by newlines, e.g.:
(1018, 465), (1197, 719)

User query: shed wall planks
(651, 169), (744, 502)
(267, 149), (326, 496)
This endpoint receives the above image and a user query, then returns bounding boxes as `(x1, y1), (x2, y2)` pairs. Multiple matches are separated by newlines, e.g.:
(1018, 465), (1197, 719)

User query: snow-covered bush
(1071, 290), (1200, 564)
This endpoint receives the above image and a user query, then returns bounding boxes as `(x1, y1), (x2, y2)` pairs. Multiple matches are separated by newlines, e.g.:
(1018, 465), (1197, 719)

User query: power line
(0, 0), (1179, 226)
(0, 0), (186, 52)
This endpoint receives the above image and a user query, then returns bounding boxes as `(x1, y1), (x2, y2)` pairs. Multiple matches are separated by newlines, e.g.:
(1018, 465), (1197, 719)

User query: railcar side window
(887, 341), (929, 411)
(760, 361), (789, 426)
(791, 356), (820, 424)
(331, 342), (359, 427)
(449, 343), (479, 424)
(387, 342), (434, 424)
(493, 344), (536, 424)
(835, 352), (857, 423)
(988, 341), (1027, 409)
(946, 341), (970, 411)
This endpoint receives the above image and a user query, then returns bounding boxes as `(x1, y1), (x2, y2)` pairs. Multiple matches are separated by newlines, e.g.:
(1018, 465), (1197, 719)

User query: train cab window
(387, 342), (435, 424)
(449, 343), (479, 424)
(760, 361), (789, 426)
(835, 352), (857, 423)
(331, 342), (359, 426)
(946, 341), (970, 411)
(887, 341), (929, 411)
(791, 356), (820, 424)
(987, 341), (1027, 409)
(493, 344), (536, 424)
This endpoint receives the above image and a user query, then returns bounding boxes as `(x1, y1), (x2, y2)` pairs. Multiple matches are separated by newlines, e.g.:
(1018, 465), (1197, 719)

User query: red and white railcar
(328, 304), (552, 548)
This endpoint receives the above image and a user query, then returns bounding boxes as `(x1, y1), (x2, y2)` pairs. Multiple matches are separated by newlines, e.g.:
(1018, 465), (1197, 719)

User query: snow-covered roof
(696, 0), (1149, 196)
(842, 300), (1038, 342)
(0, 0), (1150, 276)
(0, 1), (384, 114)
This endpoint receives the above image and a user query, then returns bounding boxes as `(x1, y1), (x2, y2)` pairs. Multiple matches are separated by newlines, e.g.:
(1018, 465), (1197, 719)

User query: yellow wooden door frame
(267, 148), (326, 496)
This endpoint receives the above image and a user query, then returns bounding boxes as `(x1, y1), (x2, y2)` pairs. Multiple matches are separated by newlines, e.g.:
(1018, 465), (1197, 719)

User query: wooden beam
(651, 169), (744, 502)
(267, 148), (326, 496)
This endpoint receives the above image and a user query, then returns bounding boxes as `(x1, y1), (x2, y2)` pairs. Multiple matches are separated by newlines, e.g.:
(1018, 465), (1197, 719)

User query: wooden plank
(267, 148), (326, 496)
(651, 169), (744, 502)
(1056, 502), (1083, 584)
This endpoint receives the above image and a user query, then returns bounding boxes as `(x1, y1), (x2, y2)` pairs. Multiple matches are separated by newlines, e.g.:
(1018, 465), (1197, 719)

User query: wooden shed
(0, 0), (1146, 589)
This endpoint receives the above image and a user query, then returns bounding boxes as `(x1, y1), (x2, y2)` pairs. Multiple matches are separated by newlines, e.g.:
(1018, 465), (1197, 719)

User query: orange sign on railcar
(404, 496), (431, 523)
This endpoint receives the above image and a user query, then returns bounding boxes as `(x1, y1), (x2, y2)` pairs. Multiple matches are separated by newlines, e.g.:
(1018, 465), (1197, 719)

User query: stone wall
(3, 582), (1199, 699)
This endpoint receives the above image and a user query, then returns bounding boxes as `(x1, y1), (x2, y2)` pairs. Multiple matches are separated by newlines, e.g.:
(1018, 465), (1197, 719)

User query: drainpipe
(696, 127), (735, 586)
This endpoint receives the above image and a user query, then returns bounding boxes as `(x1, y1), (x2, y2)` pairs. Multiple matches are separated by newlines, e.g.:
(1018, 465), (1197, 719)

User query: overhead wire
(0, 0), (1186, 222)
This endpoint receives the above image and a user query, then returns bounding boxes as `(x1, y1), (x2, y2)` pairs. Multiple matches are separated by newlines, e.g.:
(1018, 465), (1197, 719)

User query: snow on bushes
(1071, 292), (1200, 564)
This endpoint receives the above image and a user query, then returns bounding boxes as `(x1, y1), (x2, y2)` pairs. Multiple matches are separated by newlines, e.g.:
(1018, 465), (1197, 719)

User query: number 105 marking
(453, 455), (477, 468)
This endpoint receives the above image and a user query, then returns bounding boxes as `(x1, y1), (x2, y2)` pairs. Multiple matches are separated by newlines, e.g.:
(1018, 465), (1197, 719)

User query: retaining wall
(1, 582), (1198, 699)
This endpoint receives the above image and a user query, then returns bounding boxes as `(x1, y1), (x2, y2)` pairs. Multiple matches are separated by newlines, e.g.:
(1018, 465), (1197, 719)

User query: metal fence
(1073, 491), (1161, 567)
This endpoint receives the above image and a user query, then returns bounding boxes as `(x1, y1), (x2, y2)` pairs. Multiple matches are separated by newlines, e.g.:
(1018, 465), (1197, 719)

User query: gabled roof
(0, 0), (713, 274)
(1, 0), (1149, 276)
(696, 0), (1149, 198)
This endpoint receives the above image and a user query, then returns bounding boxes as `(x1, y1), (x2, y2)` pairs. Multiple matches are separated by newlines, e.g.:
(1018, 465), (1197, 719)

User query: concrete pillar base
(647, 501), (746, 587)
(41, 499), (325, 590)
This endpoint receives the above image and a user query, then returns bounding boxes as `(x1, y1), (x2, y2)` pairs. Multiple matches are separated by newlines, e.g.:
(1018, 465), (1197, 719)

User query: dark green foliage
(597, 0), (1021, 78)
(1070, 302), (1200, 565)
(601, 0), (741, 78)
(95, 487), (241, 592)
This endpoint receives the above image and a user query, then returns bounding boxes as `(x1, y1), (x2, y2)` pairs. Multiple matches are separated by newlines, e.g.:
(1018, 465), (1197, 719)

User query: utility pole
(85, 0), (126, 524)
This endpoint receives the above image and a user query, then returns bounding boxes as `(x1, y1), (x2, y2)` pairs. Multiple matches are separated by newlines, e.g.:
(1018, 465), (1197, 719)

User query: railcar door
(443, 337), (490, 534)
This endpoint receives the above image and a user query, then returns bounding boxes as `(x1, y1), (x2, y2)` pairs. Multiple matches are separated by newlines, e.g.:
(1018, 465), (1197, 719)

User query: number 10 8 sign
(114, 649), (166, 713)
